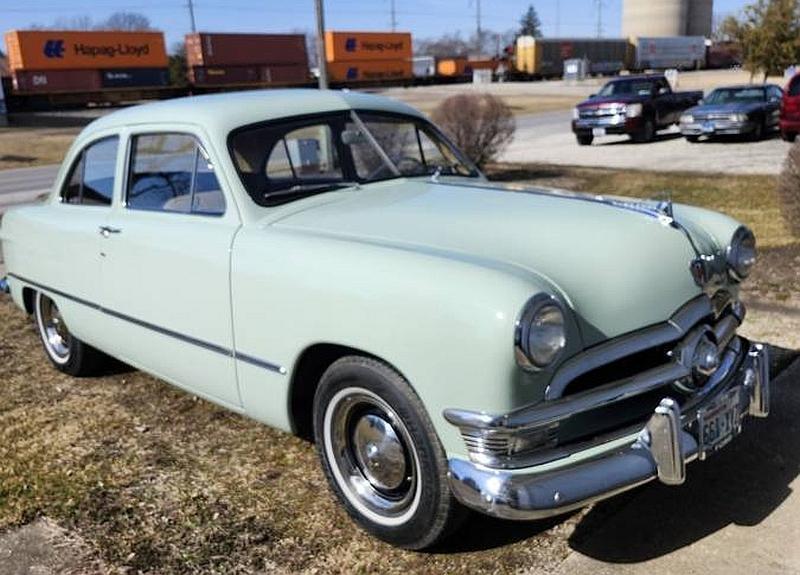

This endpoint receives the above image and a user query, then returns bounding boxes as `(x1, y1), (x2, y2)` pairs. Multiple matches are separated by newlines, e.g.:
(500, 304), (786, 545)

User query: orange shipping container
(325, 31), (412, 63)
(5, 30), (168, 71)
(436, 58), (468, 77)
(326, 60), (412, 82)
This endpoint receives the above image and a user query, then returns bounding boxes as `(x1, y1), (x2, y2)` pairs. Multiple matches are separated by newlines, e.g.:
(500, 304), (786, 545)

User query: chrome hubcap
(38, 295), (71, 362)
(324, 388), (420, 525)
(351, 413), (407, 492)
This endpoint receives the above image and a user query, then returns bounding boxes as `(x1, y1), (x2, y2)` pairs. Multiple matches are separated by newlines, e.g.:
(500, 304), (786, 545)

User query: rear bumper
(446, 340), (770, 520)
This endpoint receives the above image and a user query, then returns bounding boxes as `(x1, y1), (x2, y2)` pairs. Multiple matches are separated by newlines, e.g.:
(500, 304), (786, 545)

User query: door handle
(99, 226), (122, 237)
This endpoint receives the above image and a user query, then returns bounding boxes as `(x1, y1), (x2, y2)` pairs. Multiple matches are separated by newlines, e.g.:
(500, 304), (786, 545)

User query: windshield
(597, 79), (658, 97)
(704, 87), (765, 105)
(229, 110), (479, 206)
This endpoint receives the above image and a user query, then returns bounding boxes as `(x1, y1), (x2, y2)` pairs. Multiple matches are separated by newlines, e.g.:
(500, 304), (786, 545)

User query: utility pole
(186, 0), (197, 33)
(476, 0), (482, 53)
(315, 0), (329, 90)
(595, 0), (603, 38)
(390, 0), (398, 32)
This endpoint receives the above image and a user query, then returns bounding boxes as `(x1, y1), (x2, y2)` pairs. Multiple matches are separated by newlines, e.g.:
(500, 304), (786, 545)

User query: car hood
(270, 179), (722, 346)
(688, 102), (764, 115)
(578, 94), (647, 107)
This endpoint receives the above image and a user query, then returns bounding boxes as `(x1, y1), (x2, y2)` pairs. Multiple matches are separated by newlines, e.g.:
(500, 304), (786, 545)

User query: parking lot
(505, 110), (791, 175)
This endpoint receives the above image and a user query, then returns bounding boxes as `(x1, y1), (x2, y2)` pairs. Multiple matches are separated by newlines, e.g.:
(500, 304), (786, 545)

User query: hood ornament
(654, 191), (674, 225)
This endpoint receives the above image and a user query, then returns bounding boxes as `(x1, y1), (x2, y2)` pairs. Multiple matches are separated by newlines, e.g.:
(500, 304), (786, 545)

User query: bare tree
(431, 93), (516, 167)
(778, 141), (800, 238)
(96, 12), (152, 31)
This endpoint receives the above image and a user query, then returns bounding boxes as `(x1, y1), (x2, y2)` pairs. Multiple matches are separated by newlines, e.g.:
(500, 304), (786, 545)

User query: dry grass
(0, 127), (78, 170)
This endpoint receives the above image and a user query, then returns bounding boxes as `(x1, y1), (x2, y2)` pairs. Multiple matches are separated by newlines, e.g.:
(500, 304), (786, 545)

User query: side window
(770, 86), (784, 101)
(265, 124), (342, 185)
(61, 137), (119, 206)
(127, 133), (225, 216)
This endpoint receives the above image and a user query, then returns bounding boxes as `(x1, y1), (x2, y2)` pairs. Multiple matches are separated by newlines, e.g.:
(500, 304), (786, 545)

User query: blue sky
(1, 0), (751, 52)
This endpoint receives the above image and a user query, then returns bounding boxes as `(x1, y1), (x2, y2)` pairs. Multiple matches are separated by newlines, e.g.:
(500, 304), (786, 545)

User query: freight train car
(186, 33), (310, 89)
(514, 37), (631, 77)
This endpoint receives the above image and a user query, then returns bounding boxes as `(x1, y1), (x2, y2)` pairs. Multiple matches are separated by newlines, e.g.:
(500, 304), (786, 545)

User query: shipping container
(633, 36), (706, 70)
(5, 30), (168, 71)
(412, 56), (436, 78)
(185, 33), (308, 68)
(437, 58), (468, 77)
(326, 60), (412, 83)
(100, 67), (168, 88)
(12, 69), (102, 93)
(325, 32), (412, 63)
(515, 36), (630, 76)
(190, 64), (308, 86)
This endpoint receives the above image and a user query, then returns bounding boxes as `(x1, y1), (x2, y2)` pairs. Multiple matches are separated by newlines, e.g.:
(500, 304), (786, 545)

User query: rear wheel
(782, 131), (797, 142)
(313, 356), (465, 549)
(34, 292), (107, 376)
(576, 133), (594, 146)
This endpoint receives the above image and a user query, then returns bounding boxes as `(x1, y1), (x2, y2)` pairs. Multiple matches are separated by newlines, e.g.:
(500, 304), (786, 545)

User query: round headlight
(515, 295), (567, 370)
(727, 226), (757, 280)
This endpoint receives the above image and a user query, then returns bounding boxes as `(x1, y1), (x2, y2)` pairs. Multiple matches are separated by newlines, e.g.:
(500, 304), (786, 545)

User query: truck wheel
(782, 131), (797, 143)
(632, 119), (655, 143)
(749, 120), (765, 142)
(34, 291), (108, 376)
(576, 134), (594, 146)
(313, 356), (466, 549)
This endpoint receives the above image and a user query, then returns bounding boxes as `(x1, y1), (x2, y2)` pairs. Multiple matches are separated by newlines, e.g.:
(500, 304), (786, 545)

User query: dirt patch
(0, 517), (109, 575)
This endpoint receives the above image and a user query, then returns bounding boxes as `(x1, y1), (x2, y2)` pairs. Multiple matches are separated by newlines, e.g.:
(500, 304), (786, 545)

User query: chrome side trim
(546, 295), (716, 400)
(7, 273), (286, 375)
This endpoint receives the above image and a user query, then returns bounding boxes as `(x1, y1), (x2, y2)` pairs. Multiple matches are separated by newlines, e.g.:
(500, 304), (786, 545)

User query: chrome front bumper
(446, 341), (770, 521)
(680, 120), (755, 136)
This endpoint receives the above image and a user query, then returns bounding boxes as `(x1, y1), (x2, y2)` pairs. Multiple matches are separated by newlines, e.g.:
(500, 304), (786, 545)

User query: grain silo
(622, 0), (688, 37)
(686, 0), (714, 37)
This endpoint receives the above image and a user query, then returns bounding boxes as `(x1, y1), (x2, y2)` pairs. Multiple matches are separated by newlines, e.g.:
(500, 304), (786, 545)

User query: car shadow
(692, 130), (782, 144)
(436, 345), (799, 557)
(596, 131), (684, 146)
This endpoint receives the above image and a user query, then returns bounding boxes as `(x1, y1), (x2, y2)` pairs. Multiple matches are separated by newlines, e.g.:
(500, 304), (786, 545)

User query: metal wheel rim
(323, 387), (422, 527)
(37, 294), (71, 364)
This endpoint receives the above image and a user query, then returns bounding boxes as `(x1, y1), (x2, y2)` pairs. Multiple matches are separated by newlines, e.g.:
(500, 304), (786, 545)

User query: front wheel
(313, 357), (466, 549)
(34, 291), (107, 376)
(576, 133), (594, 146)
(685, 135), (700, 143)
(631, 118), (655, 143)
(782, 131), (797, 143)
(749, 120), (765, 141)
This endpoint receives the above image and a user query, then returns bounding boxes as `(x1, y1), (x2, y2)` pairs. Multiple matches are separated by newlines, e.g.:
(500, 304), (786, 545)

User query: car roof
(85, 89), (426, 138)
(710, 84), (771, 91)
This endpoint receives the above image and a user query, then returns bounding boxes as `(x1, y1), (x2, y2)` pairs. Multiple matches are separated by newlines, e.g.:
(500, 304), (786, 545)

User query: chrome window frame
(123, 130), (227, 218)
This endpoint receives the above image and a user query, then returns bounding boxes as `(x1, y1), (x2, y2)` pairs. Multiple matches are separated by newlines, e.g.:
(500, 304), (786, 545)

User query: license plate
(592, 128), (607, 137)
(698, 388), (741, 459)
(702, 122), (715, 134)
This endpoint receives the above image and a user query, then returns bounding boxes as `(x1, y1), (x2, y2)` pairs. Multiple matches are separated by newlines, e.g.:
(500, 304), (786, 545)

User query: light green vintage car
(0, 90), (769, 549)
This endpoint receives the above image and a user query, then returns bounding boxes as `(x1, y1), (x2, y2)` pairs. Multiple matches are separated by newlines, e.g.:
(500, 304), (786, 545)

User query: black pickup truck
(572, 75), (703, 145)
